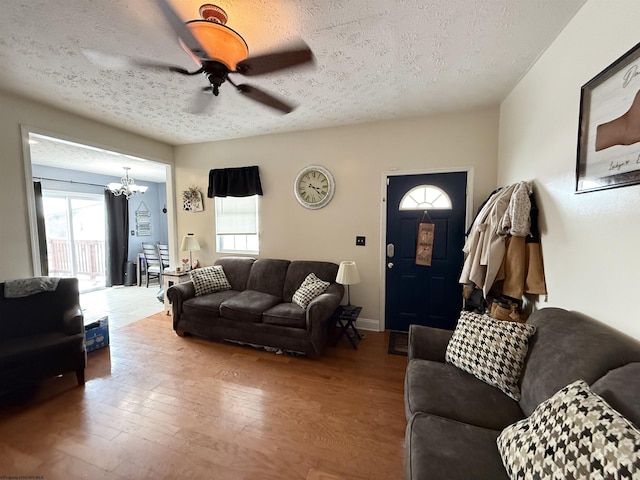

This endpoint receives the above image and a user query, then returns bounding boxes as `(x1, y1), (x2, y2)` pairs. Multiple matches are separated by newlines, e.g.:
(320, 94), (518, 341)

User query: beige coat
(460, 181), (538, 297)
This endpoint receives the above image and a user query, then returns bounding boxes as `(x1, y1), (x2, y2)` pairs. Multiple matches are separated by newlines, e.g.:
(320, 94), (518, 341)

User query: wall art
(135, 201), (151, 236)
(577, 42), (640, 193)
(183, 186), (204, 212)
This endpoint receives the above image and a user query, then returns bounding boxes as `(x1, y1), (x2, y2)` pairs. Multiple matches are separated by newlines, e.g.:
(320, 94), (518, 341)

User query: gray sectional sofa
(166, 257), (344, 356)
(404, 308), (640, 479)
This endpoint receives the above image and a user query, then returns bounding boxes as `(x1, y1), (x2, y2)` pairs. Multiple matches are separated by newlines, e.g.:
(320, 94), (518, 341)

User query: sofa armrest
(307, 283), (343, 355)
(63, 306), (84, 336)
(408, 324), (453, 363)
(167, 281), (196, 328)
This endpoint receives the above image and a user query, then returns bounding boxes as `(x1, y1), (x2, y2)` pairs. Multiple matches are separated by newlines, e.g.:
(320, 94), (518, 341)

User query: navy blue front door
(385, 172), (467, 331)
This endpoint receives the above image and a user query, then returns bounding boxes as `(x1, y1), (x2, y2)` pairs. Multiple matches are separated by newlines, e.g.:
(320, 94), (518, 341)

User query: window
(215, 195), (259, 254)
(42, 191), (106, 292)
(399, 185), (452, 210)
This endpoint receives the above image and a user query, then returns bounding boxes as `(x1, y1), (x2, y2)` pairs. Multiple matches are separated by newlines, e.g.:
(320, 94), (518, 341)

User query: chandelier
(106, 167), (148, 199)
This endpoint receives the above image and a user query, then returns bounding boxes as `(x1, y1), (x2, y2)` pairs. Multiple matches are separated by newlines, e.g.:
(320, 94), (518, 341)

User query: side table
(163, 271), (190, 315)
(334, 305), (364, 349)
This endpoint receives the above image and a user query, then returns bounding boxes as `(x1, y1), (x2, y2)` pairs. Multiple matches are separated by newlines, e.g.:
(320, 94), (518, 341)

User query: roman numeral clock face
(294, 166), (336, 209)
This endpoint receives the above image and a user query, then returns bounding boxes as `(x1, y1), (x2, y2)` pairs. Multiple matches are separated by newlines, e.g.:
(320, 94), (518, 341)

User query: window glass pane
(400, 185), (452, 210)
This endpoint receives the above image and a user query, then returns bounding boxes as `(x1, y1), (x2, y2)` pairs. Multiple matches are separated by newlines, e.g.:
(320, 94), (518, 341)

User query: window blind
(215, 196), (258, 235)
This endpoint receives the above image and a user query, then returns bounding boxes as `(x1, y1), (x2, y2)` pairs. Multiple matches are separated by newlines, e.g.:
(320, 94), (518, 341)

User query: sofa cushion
(190, 266), (232, 297)
(406, 412), (509, 480)
(405, 359), (524, 430)
(591, 363), (640, 429)
(213, 257), (255, 291)
(220, 290), (282, 323)
(246, 259), (290, 298)
(519, 308), (640, 416)
(182, 290), (239, 316)
(263, 303), (306, 329)
(283, 261), (340, 302)
(445, 311), (536, 401)
(0, 332), (85, 368)
(292, 273), (330, 309)
(497, 380), (640, 479)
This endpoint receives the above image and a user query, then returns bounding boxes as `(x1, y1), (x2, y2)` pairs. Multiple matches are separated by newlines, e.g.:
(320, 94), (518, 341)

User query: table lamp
(336, 261), (360, 312)
(180, 233), (200, 271)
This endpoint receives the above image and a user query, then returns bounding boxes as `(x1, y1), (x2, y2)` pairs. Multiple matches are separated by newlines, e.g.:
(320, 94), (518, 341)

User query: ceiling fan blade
(157, 0), (210, 61)
(235, 43), (314, 76)
(131, 58), (192, 74)
(236, 85), (295, 114)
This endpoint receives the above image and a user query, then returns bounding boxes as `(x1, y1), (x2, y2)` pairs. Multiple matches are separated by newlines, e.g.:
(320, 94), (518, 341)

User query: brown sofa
(0, 277), (86, 391)
(167, 257), (344, 356)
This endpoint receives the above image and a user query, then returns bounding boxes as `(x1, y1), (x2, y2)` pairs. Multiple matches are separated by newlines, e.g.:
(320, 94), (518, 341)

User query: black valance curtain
(207, 166), (263, 198)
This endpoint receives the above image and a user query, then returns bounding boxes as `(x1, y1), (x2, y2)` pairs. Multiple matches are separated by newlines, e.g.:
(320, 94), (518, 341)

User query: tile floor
(80, 284), (165, 330)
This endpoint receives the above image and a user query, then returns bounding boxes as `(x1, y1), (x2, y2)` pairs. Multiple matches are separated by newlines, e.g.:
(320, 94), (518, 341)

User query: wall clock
(294, 165), (335, 209)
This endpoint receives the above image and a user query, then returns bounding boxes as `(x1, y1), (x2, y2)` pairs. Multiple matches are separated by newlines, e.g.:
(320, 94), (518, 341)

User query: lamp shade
(336, 261), (360, 285)
(184, 20), (248, 71)
(180, 234), (201, 252)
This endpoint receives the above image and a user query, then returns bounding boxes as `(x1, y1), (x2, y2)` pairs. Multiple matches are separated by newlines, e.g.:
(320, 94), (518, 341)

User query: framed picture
(576, 42), (640, 193)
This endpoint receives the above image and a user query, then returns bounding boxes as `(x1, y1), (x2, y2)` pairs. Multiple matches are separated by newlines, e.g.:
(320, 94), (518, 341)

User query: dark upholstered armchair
(0, 277), (86, 391)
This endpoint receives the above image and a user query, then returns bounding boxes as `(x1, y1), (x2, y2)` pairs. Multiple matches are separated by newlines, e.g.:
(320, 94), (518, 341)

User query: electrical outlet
(356, 236), (366, 246)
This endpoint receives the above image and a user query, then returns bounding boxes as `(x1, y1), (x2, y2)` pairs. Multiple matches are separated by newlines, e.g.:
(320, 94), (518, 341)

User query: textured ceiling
(29, 133), (168, 182)
(1, 0), (587, 149)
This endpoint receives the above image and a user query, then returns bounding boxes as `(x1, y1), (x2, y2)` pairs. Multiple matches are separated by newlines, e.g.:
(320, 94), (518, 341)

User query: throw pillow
(497, 380), (640, 479)
(189, 265), (232, 297)
(445, 311), (536, 400)
(292, 273), (330, 309)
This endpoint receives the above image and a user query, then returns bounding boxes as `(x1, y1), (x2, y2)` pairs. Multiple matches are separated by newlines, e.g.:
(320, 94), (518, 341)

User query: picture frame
(576, 42), (640, 193)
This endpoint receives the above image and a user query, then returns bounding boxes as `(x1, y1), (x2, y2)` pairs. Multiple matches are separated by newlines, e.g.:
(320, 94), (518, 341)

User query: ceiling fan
(141, 1), (315, 114)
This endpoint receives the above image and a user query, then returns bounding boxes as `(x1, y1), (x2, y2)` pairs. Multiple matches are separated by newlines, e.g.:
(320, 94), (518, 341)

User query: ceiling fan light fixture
(182, 4), (248, 71)
(107, 167), (148, 199)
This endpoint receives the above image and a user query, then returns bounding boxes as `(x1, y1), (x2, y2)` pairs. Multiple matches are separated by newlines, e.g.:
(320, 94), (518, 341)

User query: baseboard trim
(355, 317), (380, 332)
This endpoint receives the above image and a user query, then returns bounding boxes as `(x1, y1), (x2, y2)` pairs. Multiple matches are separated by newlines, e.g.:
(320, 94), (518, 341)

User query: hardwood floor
(0, 314), (408, 479)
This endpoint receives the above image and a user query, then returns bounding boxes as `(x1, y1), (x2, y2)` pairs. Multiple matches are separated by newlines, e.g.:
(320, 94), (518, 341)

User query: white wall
(498, 0), (640, 339)
(174, 108), (499, 329)
(0, 90), (174, 281)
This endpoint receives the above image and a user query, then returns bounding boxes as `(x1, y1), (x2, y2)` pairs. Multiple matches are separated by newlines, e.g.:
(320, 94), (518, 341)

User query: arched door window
(399, 185), (452, 210)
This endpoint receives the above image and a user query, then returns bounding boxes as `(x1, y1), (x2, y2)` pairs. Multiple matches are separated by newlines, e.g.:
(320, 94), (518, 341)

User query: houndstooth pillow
(189, 265), (232, 297)
(445, 311), (536, 400)
(292, 273), (330, 309)
(498, 380), (640, 479)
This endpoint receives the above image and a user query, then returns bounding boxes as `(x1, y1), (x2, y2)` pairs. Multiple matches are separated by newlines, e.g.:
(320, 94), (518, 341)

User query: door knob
(387, 262), (394, 268)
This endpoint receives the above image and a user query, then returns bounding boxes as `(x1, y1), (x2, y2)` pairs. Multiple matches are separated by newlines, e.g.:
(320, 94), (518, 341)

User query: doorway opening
(42, 191), (105, 293)
(23, 129), (173, 288)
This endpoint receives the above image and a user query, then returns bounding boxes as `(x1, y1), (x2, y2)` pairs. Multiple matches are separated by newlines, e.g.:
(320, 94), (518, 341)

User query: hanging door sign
(416, 222), (435, 266)
(135, 201), (151, 236)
